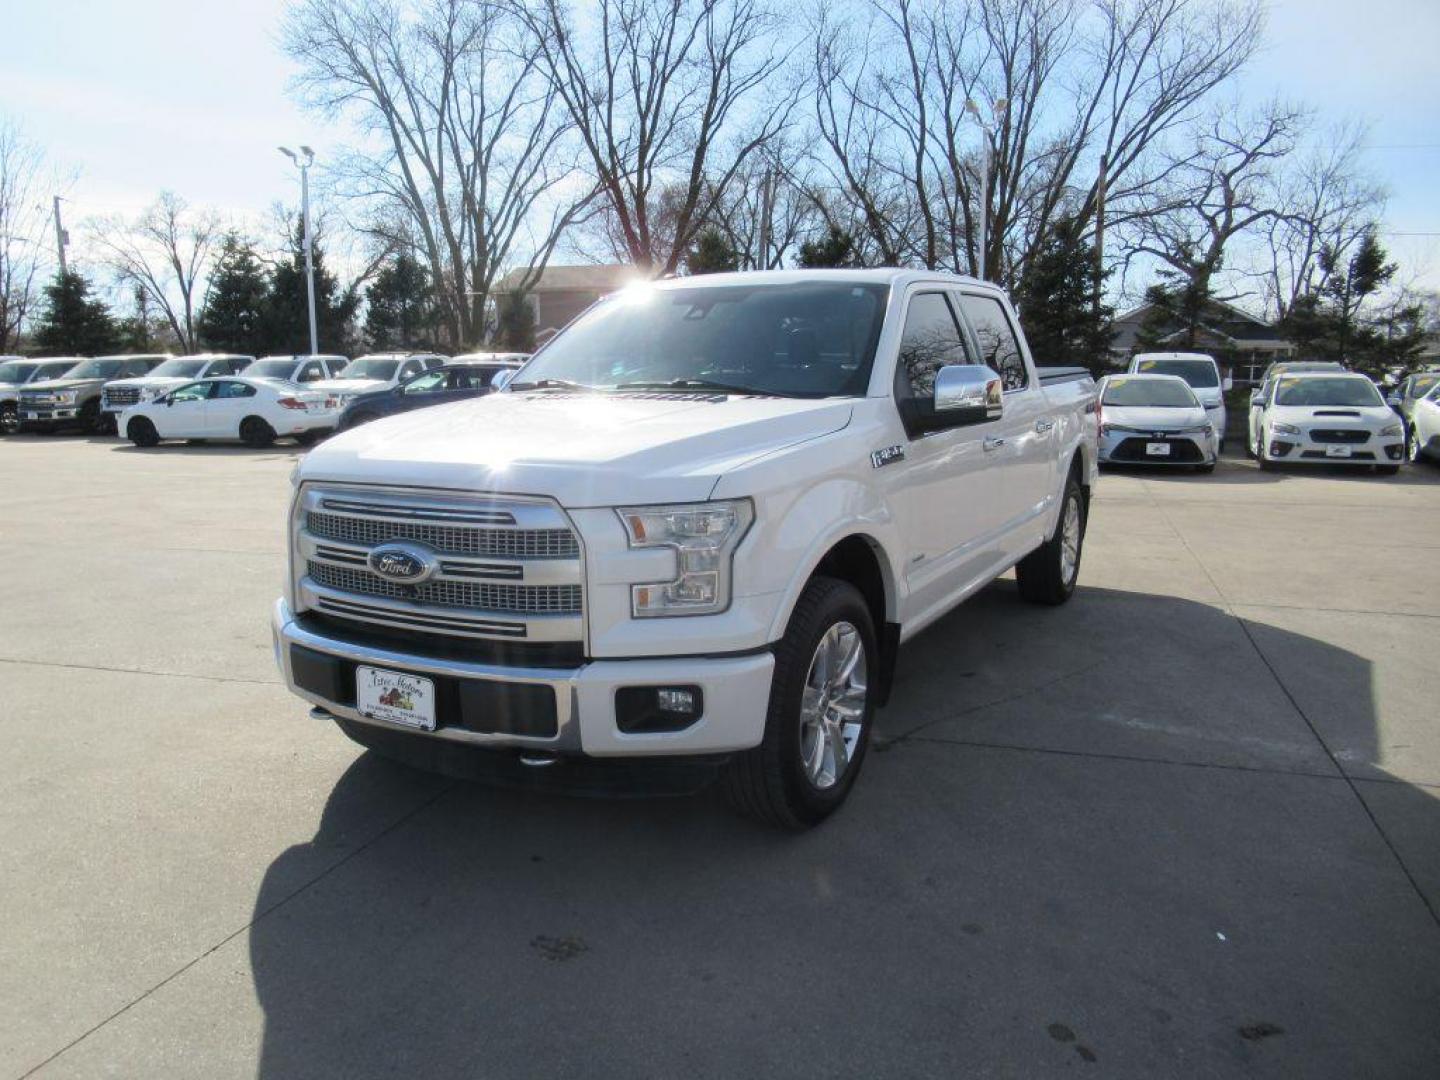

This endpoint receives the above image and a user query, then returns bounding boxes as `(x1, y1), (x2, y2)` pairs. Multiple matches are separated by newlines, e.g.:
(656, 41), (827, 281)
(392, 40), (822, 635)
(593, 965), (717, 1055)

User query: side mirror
(490, 368), (516, 391)
(933, 365), (1003, 425)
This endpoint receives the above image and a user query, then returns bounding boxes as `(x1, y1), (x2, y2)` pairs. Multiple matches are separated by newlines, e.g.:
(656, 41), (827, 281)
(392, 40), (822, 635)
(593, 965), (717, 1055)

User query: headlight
(1381, 423), (1403, 438)
(617, 499), (754, 617)
(1100, 423), (1143, 435)
(1271, 422), (1300, 436)
(56, 390), (79, 404)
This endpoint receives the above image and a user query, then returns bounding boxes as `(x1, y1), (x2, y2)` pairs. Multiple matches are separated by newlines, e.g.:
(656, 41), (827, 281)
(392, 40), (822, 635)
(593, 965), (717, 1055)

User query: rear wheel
(79, 399), (104, 434)
(1016, 472), (1085, 606)
(721, 576), (876, 828)
(294, 430), (321, 446)
(240, 416), (276, 448)
(127, 416), (160, 447)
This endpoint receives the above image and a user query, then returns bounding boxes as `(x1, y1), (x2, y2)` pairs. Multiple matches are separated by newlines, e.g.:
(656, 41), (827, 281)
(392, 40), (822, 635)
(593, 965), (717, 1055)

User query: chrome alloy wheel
(798, 621), (868, 790)
(1059, 494), (1082, 584)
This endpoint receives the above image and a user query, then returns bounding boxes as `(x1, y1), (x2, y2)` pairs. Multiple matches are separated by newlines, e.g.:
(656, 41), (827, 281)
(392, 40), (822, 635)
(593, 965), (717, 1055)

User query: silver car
(1097, 373), (1219, 472)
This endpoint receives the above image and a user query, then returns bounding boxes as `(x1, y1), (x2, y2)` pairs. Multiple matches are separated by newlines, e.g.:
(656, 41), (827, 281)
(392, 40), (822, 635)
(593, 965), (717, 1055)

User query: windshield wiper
(614, 378), (778, 397)
(507, 377), (593, 391)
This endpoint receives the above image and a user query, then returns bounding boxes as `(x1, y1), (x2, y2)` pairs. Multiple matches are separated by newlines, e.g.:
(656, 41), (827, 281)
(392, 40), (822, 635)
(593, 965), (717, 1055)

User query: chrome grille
(308, 561), (581, 614)
(105, 387), (141, 406)
(307, 510), (577, 559)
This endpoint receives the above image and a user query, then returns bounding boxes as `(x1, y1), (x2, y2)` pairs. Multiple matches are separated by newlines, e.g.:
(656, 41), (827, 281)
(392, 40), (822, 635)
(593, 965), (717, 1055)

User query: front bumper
(272, 599), (774, 757)
(1265, 433), (1403, 465)
(1098, 429), (1217, 465)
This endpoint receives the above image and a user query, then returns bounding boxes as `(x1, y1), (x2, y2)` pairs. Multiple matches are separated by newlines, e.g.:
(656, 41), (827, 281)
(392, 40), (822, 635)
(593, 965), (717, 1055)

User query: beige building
(492, 265), (640, 338)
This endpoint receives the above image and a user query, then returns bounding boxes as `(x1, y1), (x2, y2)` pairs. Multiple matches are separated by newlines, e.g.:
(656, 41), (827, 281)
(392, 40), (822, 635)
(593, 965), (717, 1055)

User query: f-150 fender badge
(871, 445), (905, 469)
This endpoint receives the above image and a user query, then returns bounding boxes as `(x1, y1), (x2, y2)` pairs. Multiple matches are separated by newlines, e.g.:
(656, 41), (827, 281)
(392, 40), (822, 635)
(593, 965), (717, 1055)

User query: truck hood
(1105, 405), (1209, 431)
(20, 377), (105, 393)
(105, 376), (189, 391)
(300, 391), (855, 506)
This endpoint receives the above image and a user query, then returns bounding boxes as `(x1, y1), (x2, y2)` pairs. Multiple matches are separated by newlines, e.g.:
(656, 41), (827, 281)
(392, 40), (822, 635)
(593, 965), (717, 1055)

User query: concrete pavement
(1, 435), (1436, 1078)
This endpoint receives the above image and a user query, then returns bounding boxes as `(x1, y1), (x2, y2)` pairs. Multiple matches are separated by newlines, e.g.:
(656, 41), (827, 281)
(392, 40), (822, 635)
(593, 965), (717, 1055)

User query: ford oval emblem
(368, 543), (437, 583)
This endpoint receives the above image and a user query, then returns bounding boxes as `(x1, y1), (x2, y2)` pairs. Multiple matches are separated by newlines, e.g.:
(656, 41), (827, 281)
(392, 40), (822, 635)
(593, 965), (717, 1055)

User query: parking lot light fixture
(278, 145), (320, 356)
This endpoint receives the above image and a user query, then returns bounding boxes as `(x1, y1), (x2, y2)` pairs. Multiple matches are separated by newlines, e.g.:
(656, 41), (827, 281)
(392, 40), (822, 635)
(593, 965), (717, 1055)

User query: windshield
(62, 359), (127, 380)
(1103, 377), (1199, 408)
(1134, 357), (1219, 389)
(1275, 376), (1383, 407)
(148, 358), (209, 378)
(246, 360), (299, 379)
(337, 357), (400, 381)
(1411, 374), (1440, 397)
(513, 282), (889, 397)
(0, 361), (37, 383)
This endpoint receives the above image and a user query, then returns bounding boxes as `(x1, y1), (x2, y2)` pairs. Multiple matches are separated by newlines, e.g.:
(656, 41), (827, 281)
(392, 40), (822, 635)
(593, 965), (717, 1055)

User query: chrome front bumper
(272, 599), (775, 757)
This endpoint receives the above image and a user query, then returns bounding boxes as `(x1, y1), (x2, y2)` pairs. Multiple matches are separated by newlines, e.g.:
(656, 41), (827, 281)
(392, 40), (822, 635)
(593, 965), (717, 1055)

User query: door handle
(1034, 418), (1055, 434)
(983, 436), (1006, 452)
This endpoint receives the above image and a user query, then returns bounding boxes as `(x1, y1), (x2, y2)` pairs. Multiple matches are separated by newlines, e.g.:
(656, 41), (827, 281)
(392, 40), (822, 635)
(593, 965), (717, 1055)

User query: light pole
(964, 98), (1007, 282)
(278, 145), (318, 355)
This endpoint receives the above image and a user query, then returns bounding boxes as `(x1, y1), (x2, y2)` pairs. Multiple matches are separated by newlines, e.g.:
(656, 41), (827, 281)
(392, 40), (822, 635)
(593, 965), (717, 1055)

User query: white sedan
(1251, 371), (1404, 473)
(1410, 381), (1440, 464)
(119, 377), (337, 448)
(1096, 373), (1219, 471)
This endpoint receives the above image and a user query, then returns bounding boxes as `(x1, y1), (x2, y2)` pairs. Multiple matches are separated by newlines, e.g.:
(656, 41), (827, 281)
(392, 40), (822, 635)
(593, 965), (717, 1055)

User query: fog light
(616, 685), (704, 734)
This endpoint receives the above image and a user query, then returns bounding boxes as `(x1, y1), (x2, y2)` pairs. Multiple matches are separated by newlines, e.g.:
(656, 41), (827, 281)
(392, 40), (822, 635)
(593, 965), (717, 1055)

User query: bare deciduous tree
(285, 0), (591, 347)
(519, 0), (798, 274)
(1260, 121), (1385, 319)
(1120, 100), (1306, 303)
(811, 0), (1263, 286)
(0, 120), (52, 352)
(89, 192), (219, 353)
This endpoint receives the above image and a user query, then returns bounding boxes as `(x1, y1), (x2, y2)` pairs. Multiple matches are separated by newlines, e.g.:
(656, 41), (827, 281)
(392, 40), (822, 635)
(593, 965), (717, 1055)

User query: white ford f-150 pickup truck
(274, 269), (1098, 826)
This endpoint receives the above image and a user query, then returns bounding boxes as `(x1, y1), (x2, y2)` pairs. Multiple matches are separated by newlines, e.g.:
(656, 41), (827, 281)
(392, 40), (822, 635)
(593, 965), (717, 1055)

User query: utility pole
(1093, 153), (1108, 320)
(757, 167), (774, 270)
(52, 196), (68, 276)
(965, 99), (1008, 282)
(278, 146), (319, 355)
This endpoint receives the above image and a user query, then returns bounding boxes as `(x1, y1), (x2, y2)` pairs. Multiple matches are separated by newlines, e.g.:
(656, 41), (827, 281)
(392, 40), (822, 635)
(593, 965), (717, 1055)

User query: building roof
(494, 265), (641, 294)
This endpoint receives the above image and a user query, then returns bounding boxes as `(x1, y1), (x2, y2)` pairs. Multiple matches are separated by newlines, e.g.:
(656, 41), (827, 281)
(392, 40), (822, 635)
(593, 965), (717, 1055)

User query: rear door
(953, 290), (1055, 555)
(207, 380), (259, 436)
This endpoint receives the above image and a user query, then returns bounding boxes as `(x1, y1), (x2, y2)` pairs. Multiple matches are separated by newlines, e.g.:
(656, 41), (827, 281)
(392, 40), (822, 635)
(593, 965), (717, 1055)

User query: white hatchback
(119, 376), (337, 448)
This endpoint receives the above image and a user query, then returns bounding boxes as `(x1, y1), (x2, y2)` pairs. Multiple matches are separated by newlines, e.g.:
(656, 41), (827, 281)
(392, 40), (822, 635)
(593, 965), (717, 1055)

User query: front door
(883, 289), (1009, 625)
(157, 381), (209, 437)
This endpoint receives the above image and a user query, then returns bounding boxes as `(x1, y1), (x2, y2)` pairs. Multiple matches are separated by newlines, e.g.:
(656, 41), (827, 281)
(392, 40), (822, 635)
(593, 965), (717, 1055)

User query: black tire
(0, 404), (17, 436)
(294, 430), (321, 446)
(721, 576), (877, 828)
(240, 416), (276, 448)
(127, 417), (160, 448)
(1197, 461), (1216, 474)
(79, 399), (104, 434)
(1016, 472), (1085, 606)
(343, 411), (379, 430)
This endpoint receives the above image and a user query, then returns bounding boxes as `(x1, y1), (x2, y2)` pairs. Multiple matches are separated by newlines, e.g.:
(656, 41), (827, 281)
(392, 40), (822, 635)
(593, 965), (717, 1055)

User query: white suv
(1128, 352), (1231, 443)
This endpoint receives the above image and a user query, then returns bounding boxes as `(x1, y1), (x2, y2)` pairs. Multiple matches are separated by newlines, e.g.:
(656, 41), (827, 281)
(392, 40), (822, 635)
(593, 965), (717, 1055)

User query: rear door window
(956, 294), (1028, 392)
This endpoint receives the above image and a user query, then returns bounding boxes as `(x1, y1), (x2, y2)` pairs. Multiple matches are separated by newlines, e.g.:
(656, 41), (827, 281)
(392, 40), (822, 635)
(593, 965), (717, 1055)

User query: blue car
(336, 353), (529, 431)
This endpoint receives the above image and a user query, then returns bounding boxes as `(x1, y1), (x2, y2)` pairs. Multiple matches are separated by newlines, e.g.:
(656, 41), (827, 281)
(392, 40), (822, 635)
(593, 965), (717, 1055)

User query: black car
(336, 354), (528, 430)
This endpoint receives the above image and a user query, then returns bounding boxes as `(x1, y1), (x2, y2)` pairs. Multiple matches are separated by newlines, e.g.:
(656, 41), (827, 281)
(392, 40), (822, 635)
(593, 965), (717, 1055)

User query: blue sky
(3, 0), (1437, 294)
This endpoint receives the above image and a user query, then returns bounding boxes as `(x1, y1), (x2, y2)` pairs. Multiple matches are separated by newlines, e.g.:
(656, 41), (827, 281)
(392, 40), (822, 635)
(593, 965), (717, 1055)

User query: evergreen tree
(262, 217), (358, 355)
(685, 227), (739, 274)
(1280, 233), (1424, 374)
(494, 291), (536, 351)
(31, 271), (119, 355)
(798, 224), (861, 268)
(1012, 218), (1114, 374)
(117, 285), (164, 351)
(1136, 258), (1213, 354)
(199, 233), (270, 353)
(365, 252), (438, 348)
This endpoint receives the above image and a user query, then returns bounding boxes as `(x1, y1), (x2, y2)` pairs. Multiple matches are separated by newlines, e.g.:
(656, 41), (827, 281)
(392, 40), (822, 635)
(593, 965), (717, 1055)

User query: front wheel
(294, 430), (321, 447)
(1015, 473), (1085, 605)
(0, 404), (17, 436)
(239, 416), (276, 448)
(721, 577), (876, 828)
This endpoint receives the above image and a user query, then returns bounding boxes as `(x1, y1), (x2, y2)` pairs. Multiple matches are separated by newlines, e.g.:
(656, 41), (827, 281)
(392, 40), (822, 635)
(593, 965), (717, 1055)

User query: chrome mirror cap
(934, 364), (1003, 420)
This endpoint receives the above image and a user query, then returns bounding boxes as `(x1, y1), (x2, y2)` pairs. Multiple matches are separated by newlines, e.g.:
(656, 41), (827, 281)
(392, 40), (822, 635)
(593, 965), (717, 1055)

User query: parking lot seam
(0, 656), (280, 687)
(16, 780), (460, 1080)
(904, 733), (1357, 781)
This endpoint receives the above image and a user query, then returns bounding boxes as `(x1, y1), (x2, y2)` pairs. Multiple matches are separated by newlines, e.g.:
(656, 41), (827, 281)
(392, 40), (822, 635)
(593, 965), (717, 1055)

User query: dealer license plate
(356, 666), (436, 731)
(23, 412), (38, 420)
(1325, 445), (1352, 458)
(1145, 442), (1171, 456)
